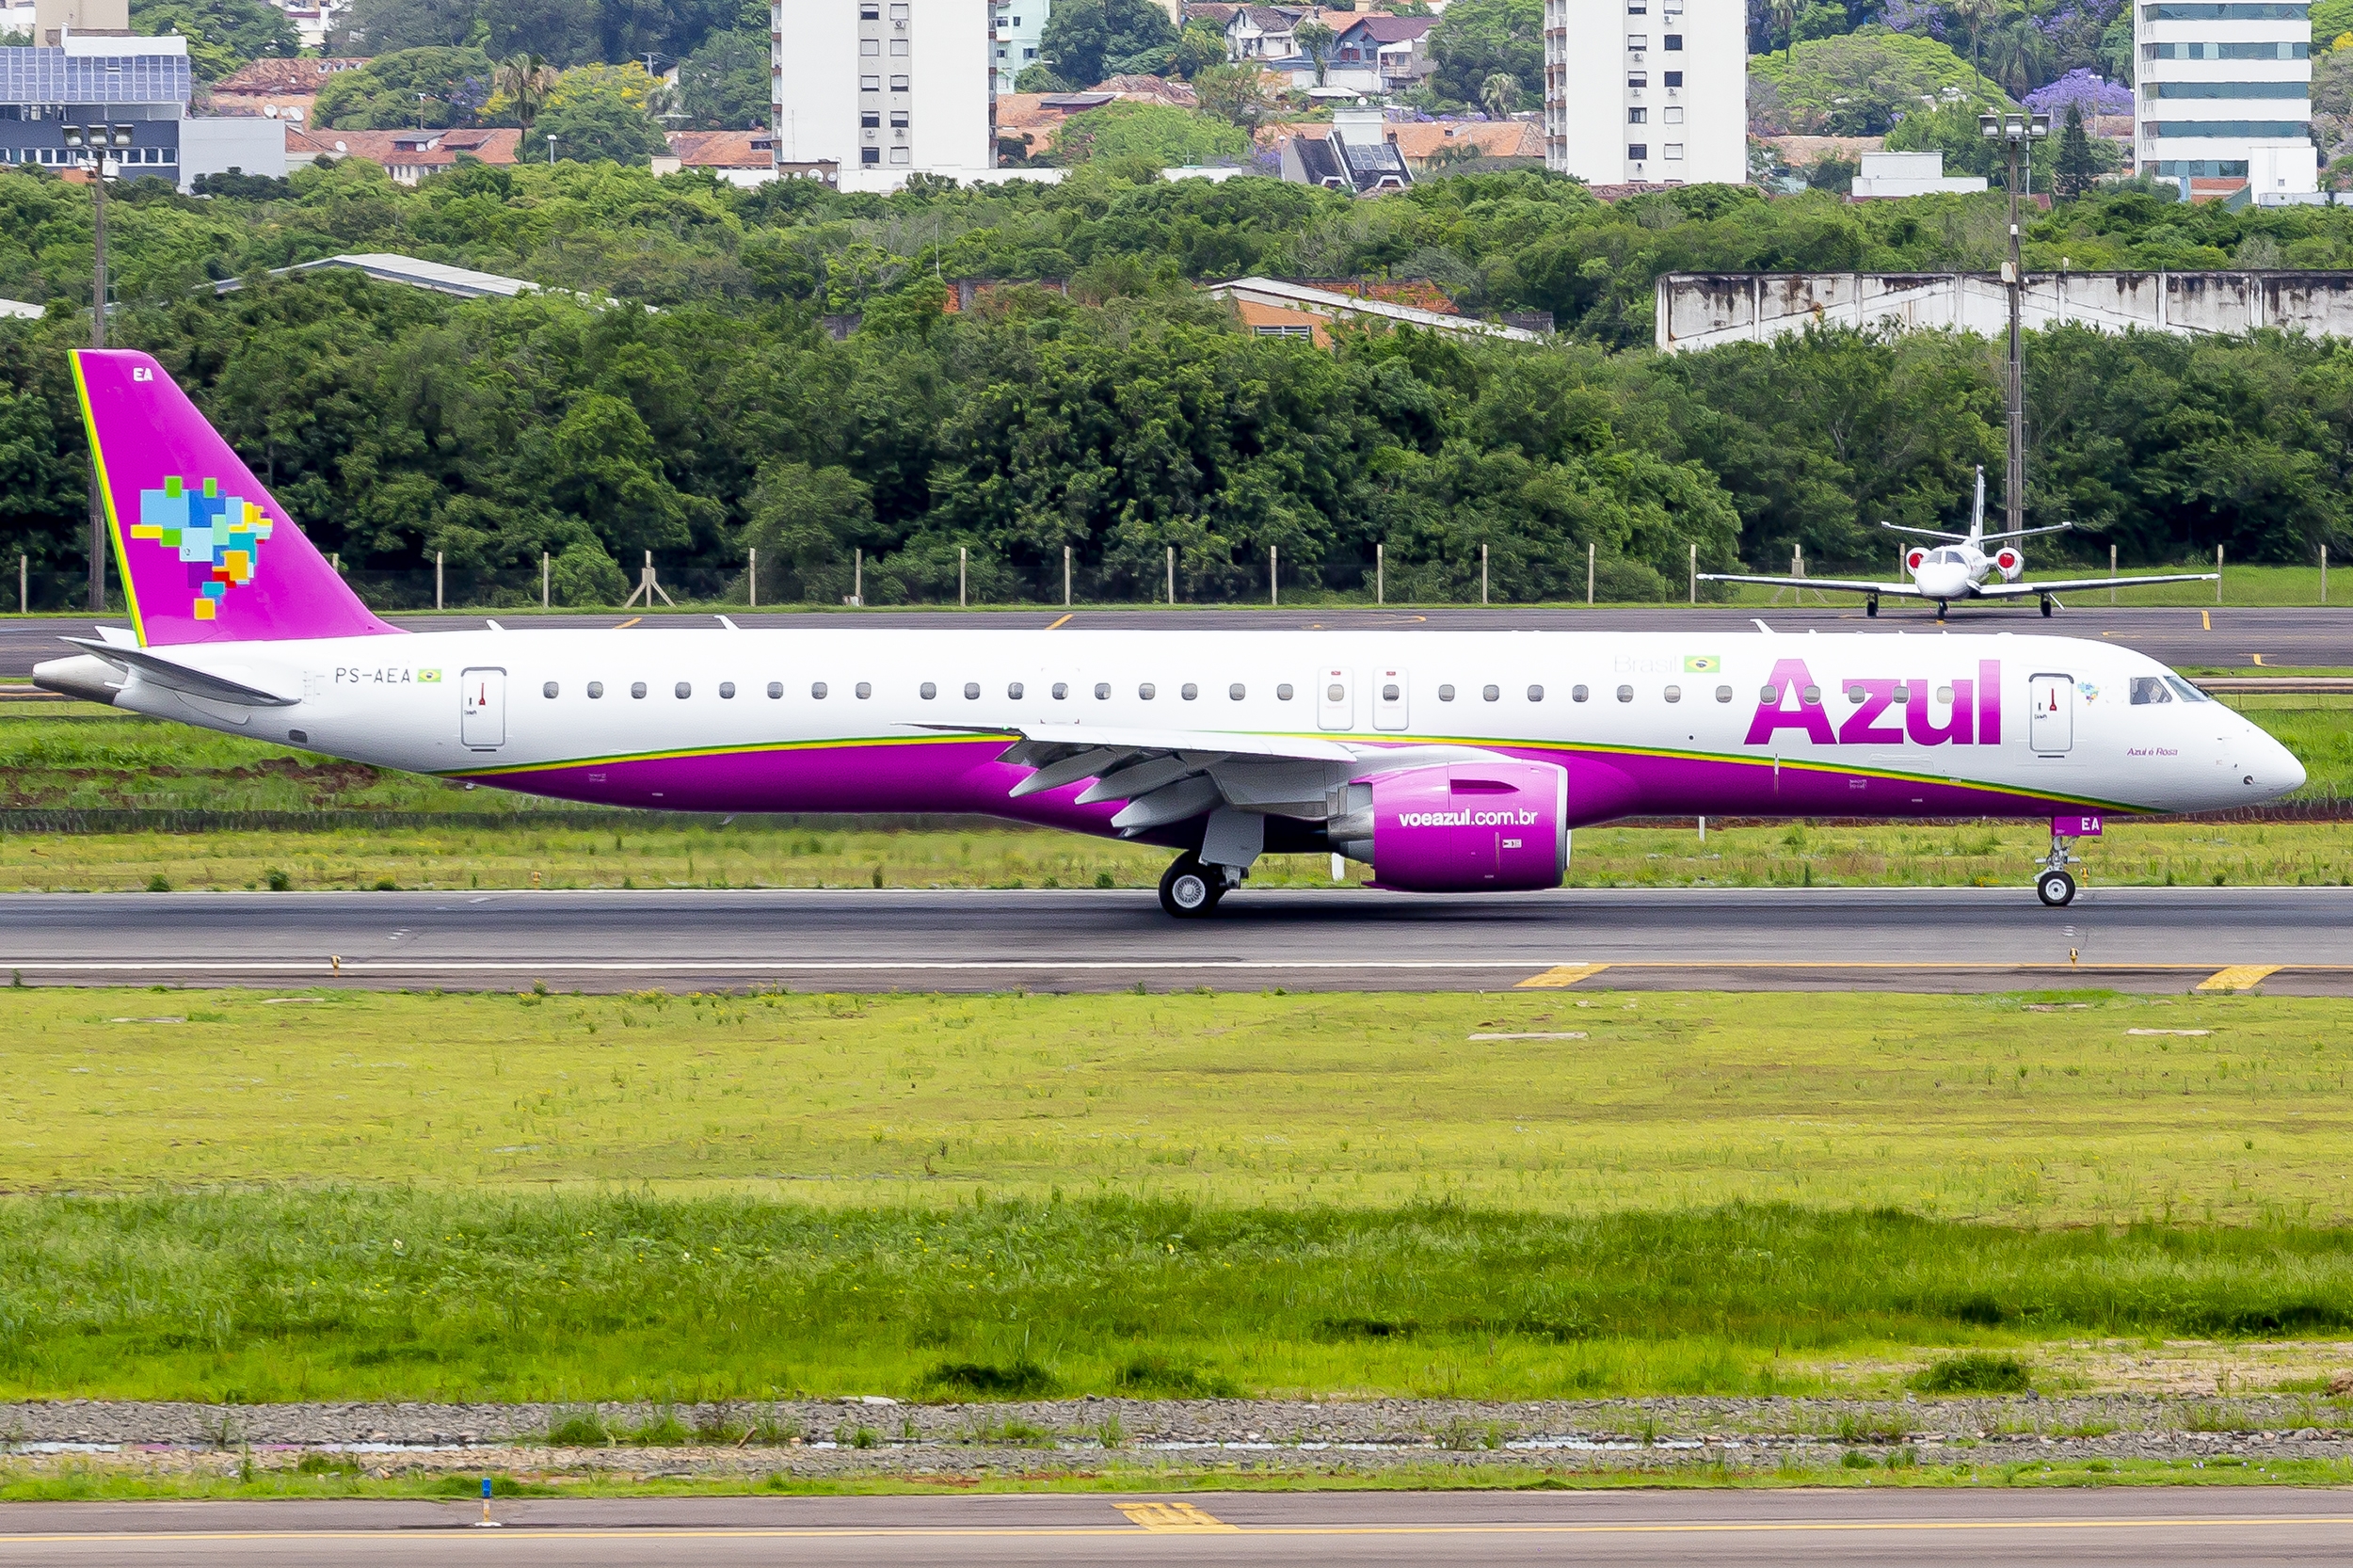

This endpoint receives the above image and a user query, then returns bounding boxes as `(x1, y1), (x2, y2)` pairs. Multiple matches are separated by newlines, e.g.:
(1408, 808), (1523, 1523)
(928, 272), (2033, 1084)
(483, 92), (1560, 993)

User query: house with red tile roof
(286, 126), (521, 184)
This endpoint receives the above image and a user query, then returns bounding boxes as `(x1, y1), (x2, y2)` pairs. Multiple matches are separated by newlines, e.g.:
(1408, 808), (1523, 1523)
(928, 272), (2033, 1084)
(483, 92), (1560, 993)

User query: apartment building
(772, 0), (992, 191)
(988, 0), (1047, 94)
(1543, 0), (1746, 186)
(2135, 0), (2313, 195)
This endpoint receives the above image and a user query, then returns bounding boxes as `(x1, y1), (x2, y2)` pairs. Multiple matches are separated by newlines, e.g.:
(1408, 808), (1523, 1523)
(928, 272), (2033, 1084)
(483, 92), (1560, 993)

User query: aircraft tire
(1160, 854), (1223, 919)
(2036, 869), (2077, 907)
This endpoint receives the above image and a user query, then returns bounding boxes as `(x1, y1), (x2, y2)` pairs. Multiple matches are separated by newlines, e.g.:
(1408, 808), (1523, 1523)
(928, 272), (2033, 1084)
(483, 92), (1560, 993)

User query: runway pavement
(3, 604), (2347, 680)
(2, 1488), (2348, 1565)
(2, 885), (2347, 994)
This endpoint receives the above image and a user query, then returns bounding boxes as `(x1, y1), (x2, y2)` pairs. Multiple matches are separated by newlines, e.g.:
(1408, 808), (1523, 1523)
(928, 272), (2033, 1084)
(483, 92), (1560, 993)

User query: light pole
(547, 134), (558, 166)
(66, 121), (126, 612)
(1979, 108), (2050, 541)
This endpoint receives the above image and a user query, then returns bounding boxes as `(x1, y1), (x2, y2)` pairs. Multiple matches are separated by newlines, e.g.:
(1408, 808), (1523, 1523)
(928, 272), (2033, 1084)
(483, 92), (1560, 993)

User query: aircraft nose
(2246, 724), (2306, 796)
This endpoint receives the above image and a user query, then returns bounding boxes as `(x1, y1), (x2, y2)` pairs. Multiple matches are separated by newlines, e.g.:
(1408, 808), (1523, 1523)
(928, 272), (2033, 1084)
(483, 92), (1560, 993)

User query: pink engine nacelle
(1329, 761), (1570, 893)
(1993, 545), (2025, 582)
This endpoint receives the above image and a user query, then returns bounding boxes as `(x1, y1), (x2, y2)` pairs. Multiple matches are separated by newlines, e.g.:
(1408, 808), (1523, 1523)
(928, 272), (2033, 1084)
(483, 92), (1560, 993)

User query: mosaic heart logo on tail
(130, 474), (273, 622)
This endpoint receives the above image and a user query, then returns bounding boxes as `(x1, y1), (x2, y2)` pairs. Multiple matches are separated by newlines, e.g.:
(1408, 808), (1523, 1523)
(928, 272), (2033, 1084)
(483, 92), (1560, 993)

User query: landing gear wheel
(1934, 600), (1948, 622)
(1866, 595), (1880, 619)
(2040, 594), (2055, 618)
(2036, 869), (2077, 907)
(1159, 854), (1224, 919)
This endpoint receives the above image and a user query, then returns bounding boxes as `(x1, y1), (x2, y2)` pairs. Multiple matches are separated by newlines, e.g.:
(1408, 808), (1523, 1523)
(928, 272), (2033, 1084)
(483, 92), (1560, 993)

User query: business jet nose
(1917, 566), (1970, 600)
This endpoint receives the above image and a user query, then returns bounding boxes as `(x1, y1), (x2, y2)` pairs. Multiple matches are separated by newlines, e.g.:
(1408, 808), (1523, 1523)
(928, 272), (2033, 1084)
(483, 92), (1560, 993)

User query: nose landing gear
(2035, 825), (2084, 906)
(1934, 600), (1948, 622)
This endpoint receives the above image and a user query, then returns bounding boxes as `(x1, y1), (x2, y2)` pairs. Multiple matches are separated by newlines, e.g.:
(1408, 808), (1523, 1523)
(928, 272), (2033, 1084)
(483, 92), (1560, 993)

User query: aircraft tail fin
(71, 349), (399, 648)
(1969, 466), (1986, 542)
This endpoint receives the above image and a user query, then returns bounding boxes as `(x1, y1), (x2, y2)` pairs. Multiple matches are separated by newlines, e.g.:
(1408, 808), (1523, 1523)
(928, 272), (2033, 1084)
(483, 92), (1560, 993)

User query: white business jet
(1700, 469), (2217, 620)
(35, 352), (2305, 916)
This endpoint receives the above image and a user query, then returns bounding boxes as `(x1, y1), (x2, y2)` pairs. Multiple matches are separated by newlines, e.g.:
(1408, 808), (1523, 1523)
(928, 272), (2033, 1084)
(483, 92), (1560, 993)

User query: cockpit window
(2165, 676), (2211, 703)
(2130, 676), (2172, 705)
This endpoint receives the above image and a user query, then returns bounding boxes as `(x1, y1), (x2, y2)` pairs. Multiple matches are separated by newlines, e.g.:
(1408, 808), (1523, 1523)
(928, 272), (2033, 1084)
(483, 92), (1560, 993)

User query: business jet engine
(1993, 545), (2025, 582)
(1326, 761), (1570, 892)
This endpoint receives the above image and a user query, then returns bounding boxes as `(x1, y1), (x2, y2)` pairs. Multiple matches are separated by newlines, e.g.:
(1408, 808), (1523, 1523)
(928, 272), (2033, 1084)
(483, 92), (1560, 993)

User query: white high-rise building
(1543, 0), (1746, 186)
(772, 0), (994, 192)
(2135, 0), (2313, 196)
(988, 0), (1048, 95)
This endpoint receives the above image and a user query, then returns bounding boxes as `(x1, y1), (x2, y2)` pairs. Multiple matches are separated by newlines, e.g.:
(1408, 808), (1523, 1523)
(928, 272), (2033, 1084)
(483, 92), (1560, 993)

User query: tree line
(3, 161), (2351, 605)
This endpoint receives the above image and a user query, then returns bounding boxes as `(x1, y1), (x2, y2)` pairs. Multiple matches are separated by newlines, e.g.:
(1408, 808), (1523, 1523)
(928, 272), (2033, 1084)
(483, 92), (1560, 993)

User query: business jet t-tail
(35, 354), (2303, 916)
(1699, 469), (2217, 620)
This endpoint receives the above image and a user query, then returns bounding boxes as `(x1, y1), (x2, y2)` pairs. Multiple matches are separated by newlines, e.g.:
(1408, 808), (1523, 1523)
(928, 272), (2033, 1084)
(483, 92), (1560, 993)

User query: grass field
(5, 988), (2353, 1403)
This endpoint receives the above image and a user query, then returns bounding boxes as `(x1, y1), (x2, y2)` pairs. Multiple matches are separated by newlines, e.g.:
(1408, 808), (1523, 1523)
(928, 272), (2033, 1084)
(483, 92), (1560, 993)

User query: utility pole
(1980, 109), (2049, 542)
(86, 129), (109, 613)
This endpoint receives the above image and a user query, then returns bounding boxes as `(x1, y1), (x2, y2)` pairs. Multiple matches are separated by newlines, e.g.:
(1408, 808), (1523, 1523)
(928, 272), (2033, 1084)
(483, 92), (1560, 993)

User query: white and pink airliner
(37, 350), (2306, 916)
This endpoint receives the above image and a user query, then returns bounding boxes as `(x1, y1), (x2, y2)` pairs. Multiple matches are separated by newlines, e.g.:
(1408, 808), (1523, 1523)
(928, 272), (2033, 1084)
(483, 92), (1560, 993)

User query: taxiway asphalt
(1, 1488), (2346, 1565)
(3, 604), (2347, 680)
(2, 885), (2346, 994)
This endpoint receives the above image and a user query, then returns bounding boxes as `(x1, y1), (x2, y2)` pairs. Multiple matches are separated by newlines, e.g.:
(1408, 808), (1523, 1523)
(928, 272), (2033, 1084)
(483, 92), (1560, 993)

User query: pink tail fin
(72, 349), (399, 648)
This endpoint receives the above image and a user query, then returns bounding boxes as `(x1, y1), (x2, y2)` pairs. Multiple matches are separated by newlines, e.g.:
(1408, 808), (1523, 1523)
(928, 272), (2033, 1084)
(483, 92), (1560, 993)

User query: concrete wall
(1655, 270), (2353, 352)
(179, 115), (284, 188)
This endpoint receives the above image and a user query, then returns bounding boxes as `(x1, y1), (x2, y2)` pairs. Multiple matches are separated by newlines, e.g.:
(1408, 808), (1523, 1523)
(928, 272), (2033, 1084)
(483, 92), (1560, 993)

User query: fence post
(1585, 540), (1593, 607)
(1167, 544), (1176, 606)
(2325, 543), (2330, 605)
(1689, 541), (1696, 605)
(2217, 541), (2224, 604)
(1270, 544), (1278, 608)
(542, 552), (552, 609)
(959, 545), (968, 609)
(17, 554), (24, 615)
(1064, 545), (1071, 608)
(1375, 542), (1385, 606)
(745, 548), (756, 610)
(2110, 542), (2117, 606)
(1482, 543), (1490, 607)
(435, 551), (443, 611)
(854, 547), (863, 607)
(331, 552), (339, 572)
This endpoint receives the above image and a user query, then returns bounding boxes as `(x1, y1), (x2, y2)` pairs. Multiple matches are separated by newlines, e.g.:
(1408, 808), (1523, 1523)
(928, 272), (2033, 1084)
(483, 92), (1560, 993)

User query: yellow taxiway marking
(1116, 1501), (1238, 1533)
(2251, 652), (2268, 665)
(2201, 610), (2212, 631)
(614, 616), (642, 630)
(1045, 613), (1073, 630)
(1515, 963), (1610, 988)
(8, 1516), (2353, 1544)
(2198, 964), (2281, 992)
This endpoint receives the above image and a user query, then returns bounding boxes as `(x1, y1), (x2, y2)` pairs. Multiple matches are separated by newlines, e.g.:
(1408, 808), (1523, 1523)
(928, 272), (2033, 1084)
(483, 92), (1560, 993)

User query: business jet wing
(1695, 573), (1929, 598)
(923, 724), (1506, 833)
(1972, 571), (2217, 598)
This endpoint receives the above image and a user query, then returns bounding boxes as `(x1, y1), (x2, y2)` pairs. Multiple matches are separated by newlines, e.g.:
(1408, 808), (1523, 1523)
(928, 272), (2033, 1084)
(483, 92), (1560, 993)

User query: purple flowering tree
(2024, 67), (2131, 120)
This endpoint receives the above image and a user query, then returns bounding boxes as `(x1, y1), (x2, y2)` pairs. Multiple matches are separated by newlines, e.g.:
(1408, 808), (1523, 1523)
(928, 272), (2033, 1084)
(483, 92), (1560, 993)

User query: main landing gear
(1159, 852), (1229, 919)
(2035, 826), (2083, 907)
(1865, 594), (1880, 618)
(2039, 592), (2056, 617)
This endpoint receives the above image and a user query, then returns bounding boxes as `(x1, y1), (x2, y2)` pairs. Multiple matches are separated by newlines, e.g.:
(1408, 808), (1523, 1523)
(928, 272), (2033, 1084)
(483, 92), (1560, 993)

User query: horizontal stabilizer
(64, 637), (296, 707)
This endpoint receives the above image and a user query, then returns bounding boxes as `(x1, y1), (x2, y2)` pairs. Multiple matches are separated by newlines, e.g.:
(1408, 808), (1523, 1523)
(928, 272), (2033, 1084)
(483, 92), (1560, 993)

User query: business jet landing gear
(2040, 593), (2055, 617)
(1934, 600), (1949, 622)
(1159, 852), (1226, 919)
(1865, 594), (1880, 618)
(2035, 828), (2083, 906)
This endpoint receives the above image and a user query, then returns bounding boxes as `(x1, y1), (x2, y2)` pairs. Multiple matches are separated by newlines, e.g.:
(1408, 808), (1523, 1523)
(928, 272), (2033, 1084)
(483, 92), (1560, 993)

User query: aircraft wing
(1696, 573), (1928, 598)
(922, 724), (1506, 833)
(1972, 572), (2217, 598)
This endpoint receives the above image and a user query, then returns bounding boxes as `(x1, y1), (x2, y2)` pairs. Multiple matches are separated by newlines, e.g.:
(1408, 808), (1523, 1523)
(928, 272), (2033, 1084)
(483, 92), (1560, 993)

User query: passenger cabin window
(920, 682), (937, 699)
(1572, 684), (1589, 703)
(1008, 681), (1025, 699)
(587, 681), (604, 698)
(1382, 683), (1400, 701)
(964, 682), (981, 699)
(804, 681), (819, 699)
(1095, 682), (1111, 700)
(631, 681), (648, 699)
(2131, 676), (2173, 705)
(1664, 685), (1680, 703)
(1801, 684), (1821, 704)
(1140, 683), (1156, 699)
(1482, 685), (1499, 702)
(1933, 685), (1951, 705)
(676, 681), (692, 699)
(1181, 683), (1198, 700)
(1053, 682), (1068, 699)
(1438, 684), (1455, 701)
(856, 681), (872, 699)
(719, 682), (735, 699)
(1528, 684), (1545, 702)
(1229, 683), (1245, 700)
(1616, 685), (1633, 703)
(1276, 683), (1294, 700)
(1760, 683), (1779, 702)
(543, 681), (558, 698)
(1715, 685), (1733, 703)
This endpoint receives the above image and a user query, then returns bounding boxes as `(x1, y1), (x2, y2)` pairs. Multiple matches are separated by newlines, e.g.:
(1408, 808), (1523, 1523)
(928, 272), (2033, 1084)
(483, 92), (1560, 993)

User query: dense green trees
(1427, 0), (1542, 112)
(130, 0), (296, 81)
(341, 0), (757, 71)
(5, 156), (2352, 604)
(1036, 0), (1178, 89)
(312, 47), (498, 130)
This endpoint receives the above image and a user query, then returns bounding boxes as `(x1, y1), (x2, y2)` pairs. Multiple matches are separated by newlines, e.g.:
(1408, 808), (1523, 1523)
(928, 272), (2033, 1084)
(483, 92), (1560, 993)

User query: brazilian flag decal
(1683, 655), (1721, 674)
(417, 669), (443, 683)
